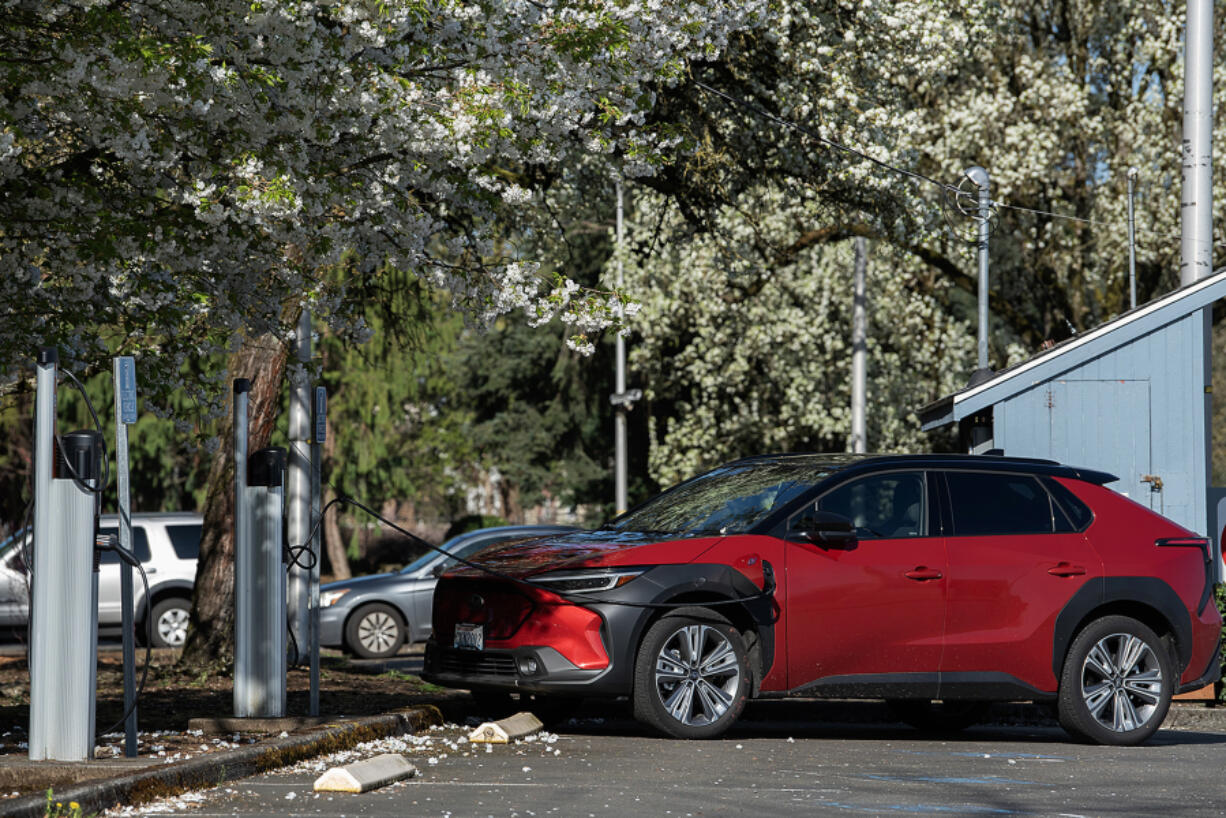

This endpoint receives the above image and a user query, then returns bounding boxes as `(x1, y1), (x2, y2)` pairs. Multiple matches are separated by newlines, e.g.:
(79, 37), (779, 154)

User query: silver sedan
(318, 524), (578, 659)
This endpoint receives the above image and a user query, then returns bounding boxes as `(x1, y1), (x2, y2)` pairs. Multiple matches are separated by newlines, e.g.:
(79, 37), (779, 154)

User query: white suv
(0, 512), (201, 648)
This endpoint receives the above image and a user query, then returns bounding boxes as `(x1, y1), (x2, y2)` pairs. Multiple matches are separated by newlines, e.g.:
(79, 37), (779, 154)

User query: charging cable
(295, 493), (778, 610)
(94, 534), (154, 739)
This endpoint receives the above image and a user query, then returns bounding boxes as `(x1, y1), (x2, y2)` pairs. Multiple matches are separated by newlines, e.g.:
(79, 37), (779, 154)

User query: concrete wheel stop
(314, 753), (418, 793)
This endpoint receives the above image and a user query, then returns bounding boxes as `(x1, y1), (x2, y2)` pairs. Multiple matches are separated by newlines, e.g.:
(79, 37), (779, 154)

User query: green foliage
(309, 273), (476, 524)
(1217, 584), (1226, 702)
(43, 789), (87, 818)
(0, 356), (219, 531)
(444, 515), (509, 540)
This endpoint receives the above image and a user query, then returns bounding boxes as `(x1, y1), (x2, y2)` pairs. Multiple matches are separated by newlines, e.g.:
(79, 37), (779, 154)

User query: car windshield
(399, 532), (472, 575)
(606, 458), (851, 535)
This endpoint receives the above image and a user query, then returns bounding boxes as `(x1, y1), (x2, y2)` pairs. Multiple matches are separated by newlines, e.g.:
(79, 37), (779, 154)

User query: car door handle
(1047, 562), (1086, 577)
(143, 567), (157, 574)
(904, 567), (943, 581)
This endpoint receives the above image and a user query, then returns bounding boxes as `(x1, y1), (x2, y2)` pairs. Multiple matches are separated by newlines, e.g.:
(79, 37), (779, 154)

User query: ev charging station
(232, 379), (289, 718)
(28, 348), (103, 761)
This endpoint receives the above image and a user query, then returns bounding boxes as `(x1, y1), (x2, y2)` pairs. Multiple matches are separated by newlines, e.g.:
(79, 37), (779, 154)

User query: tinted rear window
(166, 524), (202, 560)
(945, 472), (1053, 536)
(98, 526), (151, 563)
(1041, 477), (1094, 531)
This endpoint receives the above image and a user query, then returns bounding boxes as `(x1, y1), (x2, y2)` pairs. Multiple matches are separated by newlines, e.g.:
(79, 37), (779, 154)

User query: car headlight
(320, 588), (351, 607)
(531, 567), (645, 593)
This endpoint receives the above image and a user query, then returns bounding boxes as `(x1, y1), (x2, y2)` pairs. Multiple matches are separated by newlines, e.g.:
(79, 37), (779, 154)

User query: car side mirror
(431, 563), (448, 577)
(795, 511), (857, 549)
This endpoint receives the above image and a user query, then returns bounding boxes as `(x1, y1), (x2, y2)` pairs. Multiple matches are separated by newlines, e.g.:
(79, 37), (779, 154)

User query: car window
(945, 472), (1054, 536)
(609, 462), (836, 536)
(98, 526), (151, 564)
(807, 471), (927, 539)
(166, 524), (202, 560)
(1041, 477), (1094, 532)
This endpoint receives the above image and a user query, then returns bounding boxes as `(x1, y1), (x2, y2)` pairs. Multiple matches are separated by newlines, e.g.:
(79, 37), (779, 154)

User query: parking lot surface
(115, 700), (1226, 817)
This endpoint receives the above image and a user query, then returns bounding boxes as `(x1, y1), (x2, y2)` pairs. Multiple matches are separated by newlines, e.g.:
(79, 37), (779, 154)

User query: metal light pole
(850, 237), (867, 454)
(965, 166), (993, 382)
(1181, 0), (1213, 286)
(614, 182), (627, 514)
(1127, 167), (1138, 309)
(1181, 0), (1216, 553)
(112, 356), (138, 757)
(287, 309), (311, 663)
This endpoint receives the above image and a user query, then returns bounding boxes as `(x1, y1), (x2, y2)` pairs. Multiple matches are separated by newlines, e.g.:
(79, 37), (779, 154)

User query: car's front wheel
(148, 597), (191, 648)
(632, 609), (750, 739)
(346, 603), (406, 660)
(1057, 614), (1173, 746)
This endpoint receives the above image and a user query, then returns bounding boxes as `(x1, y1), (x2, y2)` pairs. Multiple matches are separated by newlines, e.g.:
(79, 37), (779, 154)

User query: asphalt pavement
(58, 699), (1226, 818)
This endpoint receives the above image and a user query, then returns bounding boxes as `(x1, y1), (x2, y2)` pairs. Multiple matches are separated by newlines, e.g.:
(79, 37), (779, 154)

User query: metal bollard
(29, 411), (103, 760)
(234, 446), (287, 718)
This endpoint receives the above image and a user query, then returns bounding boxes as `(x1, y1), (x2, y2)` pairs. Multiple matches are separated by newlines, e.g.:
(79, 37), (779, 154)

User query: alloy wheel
(1079, 631), (1164, 733)
(652, 623), (742, 728)
(358, 610), (399, 654)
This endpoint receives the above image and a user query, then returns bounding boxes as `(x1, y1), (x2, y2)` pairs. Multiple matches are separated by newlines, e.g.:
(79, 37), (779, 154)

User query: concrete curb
(0, 706), (441, 818)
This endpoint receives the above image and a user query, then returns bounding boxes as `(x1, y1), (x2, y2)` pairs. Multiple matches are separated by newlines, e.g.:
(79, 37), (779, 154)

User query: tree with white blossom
(0, 0), (766, 666)
(615, 0), (1226, 483)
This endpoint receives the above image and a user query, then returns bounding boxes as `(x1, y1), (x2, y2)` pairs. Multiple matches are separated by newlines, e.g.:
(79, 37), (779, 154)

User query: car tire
(345, 603), (406, 660)
(632, 609), (750, 739)
(1057, 614), (1173, 746)
(886, 699), (991, 732)
(148, 597), (191, 649)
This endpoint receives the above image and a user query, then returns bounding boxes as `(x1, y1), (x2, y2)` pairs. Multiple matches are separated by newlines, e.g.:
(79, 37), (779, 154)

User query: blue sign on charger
(117, 357), (138, 424)
(314, 387), (327, 442)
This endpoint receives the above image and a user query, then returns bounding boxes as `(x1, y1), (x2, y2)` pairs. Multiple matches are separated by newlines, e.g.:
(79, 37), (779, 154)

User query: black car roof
(722, 452), (1117, 486)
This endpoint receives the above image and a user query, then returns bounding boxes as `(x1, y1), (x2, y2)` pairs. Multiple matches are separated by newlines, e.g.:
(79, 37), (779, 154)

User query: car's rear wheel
(886, 699), (991, 732)
(632, 609), (750, 739)
(148, 597), (191, 648)
(1057, 615), (1173, 746)
(346, 603), (405, 660)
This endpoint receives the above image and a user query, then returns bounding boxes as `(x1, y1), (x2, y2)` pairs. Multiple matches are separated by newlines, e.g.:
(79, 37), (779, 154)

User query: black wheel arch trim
(590, 562), (777, 696)
(1178, 631), (1222, 694)
(1052, 576), (1193, 681)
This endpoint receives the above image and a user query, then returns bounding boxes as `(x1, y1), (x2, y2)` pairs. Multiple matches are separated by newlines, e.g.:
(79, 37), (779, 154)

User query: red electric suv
(424, 453), (1222, 745)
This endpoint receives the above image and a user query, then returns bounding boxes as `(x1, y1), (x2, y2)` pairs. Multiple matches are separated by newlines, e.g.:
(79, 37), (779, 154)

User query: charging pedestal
(29, 350), (103, 760)
(234, 439), (288, 718)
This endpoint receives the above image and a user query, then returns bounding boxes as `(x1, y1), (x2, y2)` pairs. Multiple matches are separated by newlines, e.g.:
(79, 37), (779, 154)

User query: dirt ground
(0, 648), (456, 764)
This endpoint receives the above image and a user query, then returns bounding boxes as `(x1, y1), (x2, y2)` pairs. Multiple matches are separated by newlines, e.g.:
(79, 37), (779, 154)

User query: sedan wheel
(346, 603), (406, 660)
(633, 611), (749, 739)
(1058, 615), (1172, 746)
(149, 598), (190, 648)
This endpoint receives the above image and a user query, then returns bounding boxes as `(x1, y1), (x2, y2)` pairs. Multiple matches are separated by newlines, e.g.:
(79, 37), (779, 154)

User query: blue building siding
(987, 311), (1208, 537)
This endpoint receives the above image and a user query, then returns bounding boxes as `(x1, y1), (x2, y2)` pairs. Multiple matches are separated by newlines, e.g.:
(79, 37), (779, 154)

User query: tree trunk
(178, 331), (290, 673)
(322, 486), (351, 580)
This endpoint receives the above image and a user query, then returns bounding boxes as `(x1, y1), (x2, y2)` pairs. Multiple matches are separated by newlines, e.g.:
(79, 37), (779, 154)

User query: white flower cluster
(1, 0), (767, 404)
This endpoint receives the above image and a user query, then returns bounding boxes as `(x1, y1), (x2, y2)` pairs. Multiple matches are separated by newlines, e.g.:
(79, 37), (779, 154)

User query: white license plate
(454, 622), (484, 651)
